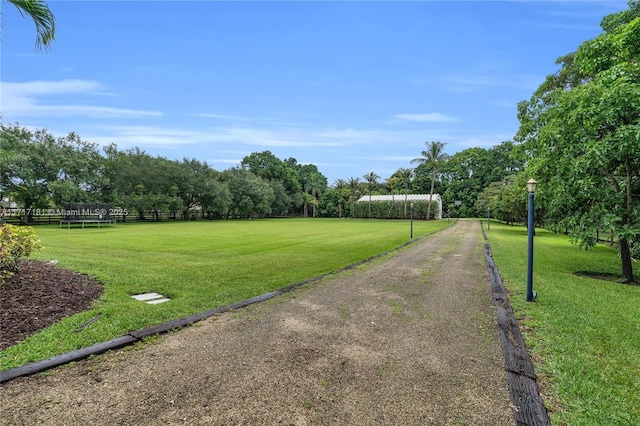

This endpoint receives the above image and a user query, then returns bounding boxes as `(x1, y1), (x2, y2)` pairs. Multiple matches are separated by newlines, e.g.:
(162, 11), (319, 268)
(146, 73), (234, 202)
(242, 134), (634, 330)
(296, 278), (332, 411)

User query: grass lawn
(1, 218), (449, 371)
(486, 221), (640, 426)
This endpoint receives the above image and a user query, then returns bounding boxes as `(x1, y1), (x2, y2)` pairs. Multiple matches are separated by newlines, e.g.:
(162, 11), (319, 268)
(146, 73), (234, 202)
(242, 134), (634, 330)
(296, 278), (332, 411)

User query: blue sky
(1, 0), (629, 184)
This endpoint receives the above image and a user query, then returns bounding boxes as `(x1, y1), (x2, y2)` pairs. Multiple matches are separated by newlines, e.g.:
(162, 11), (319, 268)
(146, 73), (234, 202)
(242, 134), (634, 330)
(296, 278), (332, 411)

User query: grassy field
(486, 221), (640, 426)
(1, 218), (449, 371)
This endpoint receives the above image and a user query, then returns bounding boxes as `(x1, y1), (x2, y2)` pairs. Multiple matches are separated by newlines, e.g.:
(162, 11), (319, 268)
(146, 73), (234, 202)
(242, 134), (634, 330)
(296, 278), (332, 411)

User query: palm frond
(8, 0), (56, 51)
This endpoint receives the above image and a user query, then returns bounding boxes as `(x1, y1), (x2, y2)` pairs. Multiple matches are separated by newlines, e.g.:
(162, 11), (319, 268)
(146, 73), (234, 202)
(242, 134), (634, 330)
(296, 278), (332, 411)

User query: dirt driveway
(0, 220), (513, 425)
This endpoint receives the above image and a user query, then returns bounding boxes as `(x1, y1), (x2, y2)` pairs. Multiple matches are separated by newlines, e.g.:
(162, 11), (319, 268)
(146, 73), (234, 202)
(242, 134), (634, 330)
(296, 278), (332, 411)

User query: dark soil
(0, 260), (103, 350)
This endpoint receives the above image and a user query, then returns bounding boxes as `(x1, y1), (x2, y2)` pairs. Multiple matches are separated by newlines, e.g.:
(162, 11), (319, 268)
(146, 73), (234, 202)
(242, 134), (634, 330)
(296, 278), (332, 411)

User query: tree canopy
(411, 141), (449, 220)
(516, 1), (640, 282)
(0, 125), (332, 221)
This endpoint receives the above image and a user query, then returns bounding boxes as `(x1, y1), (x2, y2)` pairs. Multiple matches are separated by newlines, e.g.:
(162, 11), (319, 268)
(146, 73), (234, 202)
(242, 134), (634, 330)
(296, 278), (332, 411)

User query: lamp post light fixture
(410, 202), (414, 239)
(526, 178), (537, 302)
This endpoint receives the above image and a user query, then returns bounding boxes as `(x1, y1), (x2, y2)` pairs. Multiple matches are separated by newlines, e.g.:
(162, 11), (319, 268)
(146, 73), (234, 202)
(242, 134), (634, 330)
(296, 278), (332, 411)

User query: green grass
(1, 218), (449, 371)
(486, 221), (640, 425)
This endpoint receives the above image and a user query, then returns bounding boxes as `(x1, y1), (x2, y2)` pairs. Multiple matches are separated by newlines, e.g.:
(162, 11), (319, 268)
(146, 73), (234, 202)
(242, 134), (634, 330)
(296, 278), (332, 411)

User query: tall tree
(221, 168), (275, 219)
(385, 176), (400, 218)
(1, 125), (52, 223)
(1, 127), (107, 222)
(393, 168), (413, 218)
(7, 0), (56, 50)
(363, 171), (380, 218)
(411, 141), (449, 220)
(476, 175), (528, 226)
(347, 177), (361, 218)
(242, 151), (301, 215)
(333, 179), (347, 218)
(48, 132), (103, 206)
(301, 192), (316, 218)
(304, 173), (325, 218)
(516, 2), (640, 282)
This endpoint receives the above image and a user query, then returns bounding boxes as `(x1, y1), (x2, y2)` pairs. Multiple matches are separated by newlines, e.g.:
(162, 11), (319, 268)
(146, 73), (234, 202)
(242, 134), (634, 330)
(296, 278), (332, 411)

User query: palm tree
(411, 141), (449, 220)
(7, 0), (56, 51)
(394, 168), (413, 218)
(347, 177), (360, 218)
(301, 192), (316, 218)
(363, 171), (380, 218)
(385, 176), (400, 218)
(304, 174), (324, 217)
(333, 179), (347, 218)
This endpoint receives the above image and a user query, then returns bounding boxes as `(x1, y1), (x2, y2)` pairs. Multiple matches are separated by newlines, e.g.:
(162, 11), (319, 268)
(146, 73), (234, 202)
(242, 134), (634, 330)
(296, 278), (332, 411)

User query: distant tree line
(0, 125), (334, 222)
(0, 123), (527, 224)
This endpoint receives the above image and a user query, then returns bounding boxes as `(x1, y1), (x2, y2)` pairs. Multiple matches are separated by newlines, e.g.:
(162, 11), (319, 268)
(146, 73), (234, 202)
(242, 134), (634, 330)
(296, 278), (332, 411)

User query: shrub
(0, 224), (42, 284)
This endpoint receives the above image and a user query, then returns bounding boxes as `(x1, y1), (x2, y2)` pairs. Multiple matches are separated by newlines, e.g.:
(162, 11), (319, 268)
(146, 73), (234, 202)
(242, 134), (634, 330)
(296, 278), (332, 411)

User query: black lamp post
(487, 207), (491, 231)
(526, 178), (537, 302)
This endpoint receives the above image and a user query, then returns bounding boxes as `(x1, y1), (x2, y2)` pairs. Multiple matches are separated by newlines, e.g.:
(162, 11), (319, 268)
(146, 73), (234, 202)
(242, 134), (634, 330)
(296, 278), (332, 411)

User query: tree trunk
(22, 200), (32, 224)
(427, 174), (435, 220)
(619, 158), (636, 283)
(388, 194), (395, 218)
(619, 237), (635, 283)
(404, 195), (408, 219)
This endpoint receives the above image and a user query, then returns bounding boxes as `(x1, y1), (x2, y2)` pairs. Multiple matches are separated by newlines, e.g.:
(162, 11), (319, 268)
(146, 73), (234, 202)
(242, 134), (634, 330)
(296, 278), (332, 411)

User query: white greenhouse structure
(357, 194), (442, 219)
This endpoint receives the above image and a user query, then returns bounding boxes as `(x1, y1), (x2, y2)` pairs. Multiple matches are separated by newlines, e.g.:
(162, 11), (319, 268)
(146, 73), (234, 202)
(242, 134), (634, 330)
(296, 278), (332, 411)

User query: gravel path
(0, 220), (513, 425)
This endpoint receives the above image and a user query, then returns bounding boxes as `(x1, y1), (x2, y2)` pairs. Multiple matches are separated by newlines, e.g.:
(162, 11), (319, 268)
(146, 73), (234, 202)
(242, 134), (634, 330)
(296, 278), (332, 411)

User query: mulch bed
(0, 260), (103, 350)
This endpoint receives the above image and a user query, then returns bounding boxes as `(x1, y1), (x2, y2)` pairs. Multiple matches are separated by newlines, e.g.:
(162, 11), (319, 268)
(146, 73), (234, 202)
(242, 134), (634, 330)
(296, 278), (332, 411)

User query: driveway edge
(482, 222), (551, 426)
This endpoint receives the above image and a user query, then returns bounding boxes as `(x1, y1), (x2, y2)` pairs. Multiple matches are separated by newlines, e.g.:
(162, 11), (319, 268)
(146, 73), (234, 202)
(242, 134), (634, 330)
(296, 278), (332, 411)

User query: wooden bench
(60, 219), (115, 229)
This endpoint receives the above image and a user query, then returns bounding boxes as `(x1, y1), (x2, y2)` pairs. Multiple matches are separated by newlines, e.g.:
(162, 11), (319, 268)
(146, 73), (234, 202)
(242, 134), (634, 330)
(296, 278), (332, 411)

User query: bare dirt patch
(0, 220), (513, 425)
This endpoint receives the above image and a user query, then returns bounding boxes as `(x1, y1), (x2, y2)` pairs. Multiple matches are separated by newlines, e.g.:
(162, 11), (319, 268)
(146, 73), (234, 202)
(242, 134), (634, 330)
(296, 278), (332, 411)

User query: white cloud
(356, 155), (415, 163)
(540, 23), (600, 31)
(445, 75), (502, 87)
(15, 104), (161, 118)
(87, 126), (209, 148)
(452, 134), (513, 150)
(442, 74), (542, 93)
(196, 113), (254, 121)
(394, 113), (457, 123)
(3, 79), (107, 96)
(214, 158), (243, 165)
(486, 100), (518, 109)
(76, 122), (426, 155)
(1, 79), (162, 119)
(542, 2), (626, 20)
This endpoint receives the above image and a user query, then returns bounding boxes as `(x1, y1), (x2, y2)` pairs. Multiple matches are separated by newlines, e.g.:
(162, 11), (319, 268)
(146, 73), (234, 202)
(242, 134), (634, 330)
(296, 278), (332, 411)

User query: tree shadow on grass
(573, 271), (639, 286)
